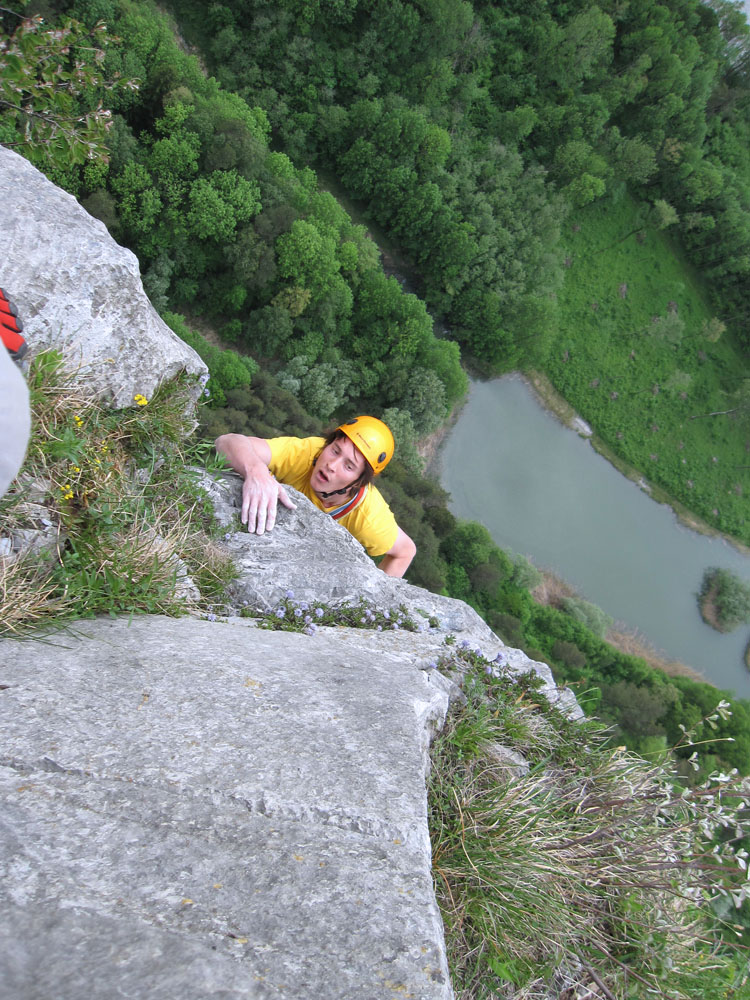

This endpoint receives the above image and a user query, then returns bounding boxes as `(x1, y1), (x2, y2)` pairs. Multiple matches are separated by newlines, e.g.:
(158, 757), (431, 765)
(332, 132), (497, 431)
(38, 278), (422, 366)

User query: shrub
(551, 639), (586, 669)
(601, 680), (677, 740)
(487, 611), (524, 647)
(510, 552), (542, 591)
(560, 596), (613, 638)
(699, 567), (750, 632)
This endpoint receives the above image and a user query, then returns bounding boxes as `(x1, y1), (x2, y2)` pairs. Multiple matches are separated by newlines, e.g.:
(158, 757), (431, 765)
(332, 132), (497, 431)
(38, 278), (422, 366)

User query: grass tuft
(1, 349), (233, 635)
(430, 645), (750, 999)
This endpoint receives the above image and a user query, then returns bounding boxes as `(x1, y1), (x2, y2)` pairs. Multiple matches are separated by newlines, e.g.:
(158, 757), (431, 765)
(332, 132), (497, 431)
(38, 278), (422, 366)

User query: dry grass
(429, 651), (750, 999)
(0, 552), (71, 636)
(606, 625), (708, 682)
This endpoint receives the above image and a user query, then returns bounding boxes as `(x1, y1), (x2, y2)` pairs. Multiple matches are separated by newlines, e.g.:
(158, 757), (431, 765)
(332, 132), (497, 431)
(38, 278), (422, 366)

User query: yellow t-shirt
(267, 436), (399, 557)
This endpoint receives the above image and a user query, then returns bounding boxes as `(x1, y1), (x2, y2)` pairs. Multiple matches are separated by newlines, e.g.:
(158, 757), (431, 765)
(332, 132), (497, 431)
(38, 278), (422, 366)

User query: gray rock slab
(0, 616), (452, 1000)
(201, 470), (499, 640)
(202, 469), (582, 719)
(0, 147), (207, 408)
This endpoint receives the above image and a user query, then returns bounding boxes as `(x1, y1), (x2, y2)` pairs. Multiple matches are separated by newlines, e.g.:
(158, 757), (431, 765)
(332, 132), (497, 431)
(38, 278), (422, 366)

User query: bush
(551, 639), (586, 670)
(560, 596), (613, 638)
(699, 567), (750, 632)
(487, 611), (524, 647)
(510, 553), (542, 591)
(602, 681), (677, 741)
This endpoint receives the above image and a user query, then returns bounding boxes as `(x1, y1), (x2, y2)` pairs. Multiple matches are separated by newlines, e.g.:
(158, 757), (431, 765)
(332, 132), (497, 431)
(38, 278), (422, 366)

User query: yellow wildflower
(134, 394), (148, 407)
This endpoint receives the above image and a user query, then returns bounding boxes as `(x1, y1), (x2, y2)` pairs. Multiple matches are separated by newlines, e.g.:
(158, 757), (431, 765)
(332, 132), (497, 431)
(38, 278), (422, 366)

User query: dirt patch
(698, 576), (727, 633)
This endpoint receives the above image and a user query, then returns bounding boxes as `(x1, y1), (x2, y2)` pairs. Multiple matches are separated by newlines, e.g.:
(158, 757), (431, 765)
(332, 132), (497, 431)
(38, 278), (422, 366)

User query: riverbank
(437, 375), (750, 694)
(532, 569), (708, 684)
(525, 370), (750, 559)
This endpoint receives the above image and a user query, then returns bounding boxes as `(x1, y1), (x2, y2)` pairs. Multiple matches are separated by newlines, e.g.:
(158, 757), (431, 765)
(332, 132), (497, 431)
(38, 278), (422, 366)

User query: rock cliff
(0, 147), (207, 408)
(0, 148), (581, 1000)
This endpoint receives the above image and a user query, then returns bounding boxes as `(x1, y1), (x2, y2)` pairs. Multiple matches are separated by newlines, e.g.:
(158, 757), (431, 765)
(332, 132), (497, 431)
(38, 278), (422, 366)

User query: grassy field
(546, 187), (750, 547)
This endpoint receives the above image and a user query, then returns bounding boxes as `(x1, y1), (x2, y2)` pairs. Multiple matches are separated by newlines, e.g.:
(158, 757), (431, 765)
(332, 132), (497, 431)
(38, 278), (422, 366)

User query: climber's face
(311, 436), (366, 498)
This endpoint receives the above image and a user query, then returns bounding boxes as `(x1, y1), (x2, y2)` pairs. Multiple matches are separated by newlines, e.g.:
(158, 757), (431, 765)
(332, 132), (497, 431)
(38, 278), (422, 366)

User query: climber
(0, 287), (28, 362)
(215, 416), (417, 578)
(0, 289), (31, 497)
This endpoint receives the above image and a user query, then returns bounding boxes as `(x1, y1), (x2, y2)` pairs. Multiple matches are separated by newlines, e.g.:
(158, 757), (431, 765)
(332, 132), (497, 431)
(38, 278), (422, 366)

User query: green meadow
(547, 188), (750, 546)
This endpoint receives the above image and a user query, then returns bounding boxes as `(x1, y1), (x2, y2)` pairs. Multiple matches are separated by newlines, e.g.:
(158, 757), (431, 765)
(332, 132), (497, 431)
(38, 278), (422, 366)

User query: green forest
(4, 1), (750, 765)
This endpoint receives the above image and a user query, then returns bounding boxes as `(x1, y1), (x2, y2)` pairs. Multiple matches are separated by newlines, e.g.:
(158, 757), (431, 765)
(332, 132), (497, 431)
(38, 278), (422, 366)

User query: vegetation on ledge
(429, 642), (750, 999)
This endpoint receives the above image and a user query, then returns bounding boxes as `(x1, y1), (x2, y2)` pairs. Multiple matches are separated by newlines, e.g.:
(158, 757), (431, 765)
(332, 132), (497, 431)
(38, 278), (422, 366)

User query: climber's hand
(242, 471), (296, 534)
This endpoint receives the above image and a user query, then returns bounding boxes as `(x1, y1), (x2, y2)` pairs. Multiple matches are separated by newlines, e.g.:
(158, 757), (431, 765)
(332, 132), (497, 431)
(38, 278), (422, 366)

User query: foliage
(700, 566), (750, 633)
(244, 592), (437, 636)
(0, 350), (235, 634)
(559, 596), (614, 639)
(0, 5), (137, 169)
(163, 311), (258, 408)
(429, 644), (750, 999)
(548, 192), (750, 545)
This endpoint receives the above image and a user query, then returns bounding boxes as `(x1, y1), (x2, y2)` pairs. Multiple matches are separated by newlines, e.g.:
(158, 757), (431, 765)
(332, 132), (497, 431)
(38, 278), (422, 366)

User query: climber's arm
(378, 527), (417, 578)
(214, 433), (296, 534)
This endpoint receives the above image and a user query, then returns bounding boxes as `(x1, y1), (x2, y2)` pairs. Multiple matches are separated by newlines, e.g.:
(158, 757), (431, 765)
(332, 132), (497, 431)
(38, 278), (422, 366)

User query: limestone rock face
(0, 147), (207, 407)
(203, 470), (499, 638)
(202, 470), (583, 719)
(0, 616), (454, 1000)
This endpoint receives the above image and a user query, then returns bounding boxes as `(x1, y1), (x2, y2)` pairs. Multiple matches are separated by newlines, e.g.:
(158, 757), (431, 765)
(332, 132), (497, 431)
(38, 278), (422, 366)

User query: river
(438, 376), (750, 697)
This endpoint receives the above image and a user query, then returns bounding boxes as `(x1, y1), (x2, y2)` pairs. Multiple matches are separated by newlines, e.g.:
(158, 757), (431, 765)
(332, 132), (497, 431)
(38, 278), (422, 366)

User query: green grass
(547, 187), (750, 545)
(429, 643), (750, 999)
(0, 350), (235, 635)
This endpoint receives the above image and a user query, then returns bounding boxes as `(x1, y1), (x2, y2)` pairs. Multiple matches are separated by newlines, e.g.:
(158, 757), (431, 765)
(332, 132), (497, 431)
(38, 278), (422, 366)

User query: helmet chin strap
(318, 485), (355, 498)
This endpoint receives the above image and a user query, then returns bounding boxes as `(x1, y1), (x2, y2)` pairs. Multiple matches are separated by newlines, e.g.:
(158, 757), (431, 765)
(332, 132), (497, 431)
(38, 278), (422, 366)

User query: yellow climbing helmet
(337, 415), (395, 475)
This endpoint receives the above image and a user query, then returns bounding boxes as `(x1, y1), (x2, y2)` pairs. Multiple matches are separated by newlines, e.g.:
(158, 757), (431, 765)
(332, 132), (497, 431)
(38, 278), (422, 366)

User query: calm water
(439, 376), (750, 697)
